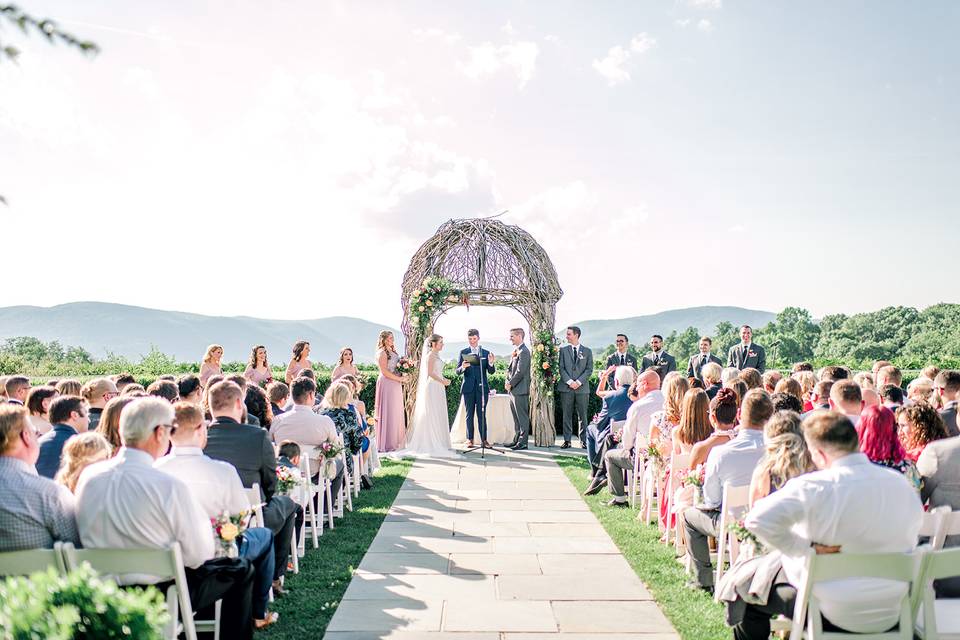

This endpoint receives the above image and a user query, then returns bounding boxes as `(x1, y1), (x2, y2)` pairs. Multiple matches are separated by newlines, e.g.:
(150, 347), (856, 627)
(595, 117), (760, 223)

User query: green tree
(711, 321), (740, 364)
(664, 326), (701, 364)
(754, 307), (820, 368)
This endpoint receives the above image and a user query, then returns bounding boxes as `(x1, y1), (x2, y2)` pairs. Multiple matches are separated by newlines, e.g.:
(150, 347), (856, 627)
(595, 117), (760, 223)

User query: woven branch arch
(400, 217), (563, 446)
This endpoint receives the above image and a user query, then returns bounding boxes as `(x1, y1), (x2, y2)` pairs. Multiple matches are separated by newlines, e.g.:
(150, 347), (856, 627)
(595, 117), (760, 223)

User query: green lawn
(555, 455), (729, 640)
(260, 459), (412, 639)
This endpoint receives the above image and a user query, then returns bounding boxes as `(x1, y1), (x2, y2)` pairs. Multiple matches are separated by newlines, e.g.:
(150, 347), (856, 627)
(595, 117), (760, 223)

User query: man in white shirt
(828, 379), (864, 426)
(76, 398), (257, 640)
(736, 411), (922, 640)
(156, 403), (277, 628)
(683, 389), (774, 591)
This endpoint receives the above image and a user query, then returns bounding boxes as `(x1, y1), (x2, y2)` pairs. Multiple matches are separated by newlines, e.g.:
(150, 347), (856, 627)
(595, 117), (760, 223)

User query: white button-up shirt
(626, 389), (665, 447)
(702, 427), (765, 509)
(745, 453), (922, 633)
(270, 404), (340, 475)
(76, 447), (215, 578)
(155, 446), (249, 520)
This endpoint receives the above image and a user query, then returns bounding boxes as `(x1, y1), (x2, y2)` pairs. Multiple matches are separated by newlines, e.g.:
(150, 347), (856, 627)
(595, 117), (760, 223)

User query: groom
(456, 328), (496, 447)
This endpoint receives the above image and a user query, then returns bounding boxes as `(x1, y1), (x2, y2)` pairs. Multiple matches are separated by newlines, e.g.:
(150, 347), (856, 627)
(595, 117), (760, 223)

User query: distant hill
(572, 306), (777, 351)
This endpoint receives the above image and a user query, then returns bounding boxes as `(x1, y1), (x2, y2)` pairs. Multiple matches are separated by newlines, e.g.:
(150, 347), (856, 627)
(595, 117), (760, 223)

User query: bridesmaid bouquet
(395, 357), (416, 376)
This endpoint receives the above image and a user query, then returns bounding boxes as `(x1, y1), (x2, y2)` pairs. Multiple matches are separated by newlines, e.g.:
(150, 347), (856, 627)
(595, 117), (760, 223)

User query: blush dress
(375, 349), (406, 452)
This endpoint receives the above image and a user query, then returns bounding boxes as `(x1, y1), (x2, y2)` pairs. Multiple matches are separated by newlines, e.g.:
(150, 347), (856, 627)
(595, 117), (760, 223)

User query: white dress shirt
(270, 404), (340, 475)
(625, 389), (665, 446)
(155, 446), (249, 520)
(702, 427), (765, 509)
(745, 453), (922, 633)
(75, 447), (215, 578)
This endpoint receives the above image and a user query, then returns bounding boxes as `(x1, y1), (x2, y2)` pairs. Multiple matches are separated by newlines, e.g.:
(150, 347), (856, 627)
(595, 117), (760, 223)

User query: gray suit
(918, 435), (960, 596)
(727, 342), (766, 373)
(558, 343), (593, 443)
(686, 353), (723, 381)
(640, 351), (677, 378)
(939, 401), (959, 438)
(507, 344), (531, 446)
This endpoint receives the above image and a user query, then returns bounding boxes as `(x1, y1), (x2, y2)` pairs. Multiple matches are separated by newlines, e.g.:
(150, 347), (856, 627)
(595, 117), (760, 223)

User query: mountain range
(0, 302), (776, 364)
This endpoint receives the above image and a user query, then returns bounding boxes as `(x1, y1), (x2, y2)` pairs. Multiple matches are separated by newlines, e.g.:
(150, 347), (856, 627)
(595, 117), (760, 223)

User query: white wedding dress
(389, 350), (458, 459)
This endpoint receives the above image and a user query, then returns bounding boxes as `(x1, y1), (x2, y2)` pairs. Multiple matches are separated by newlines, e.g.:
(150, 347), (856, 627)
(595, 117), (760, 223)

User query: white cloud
(728, 224), (746, 233)
(544, 34), (561, 44)
(458, 41), (540, 88)
(592, 45), (631, 86)
(629, 32), (657, 54)
(697, 19), (715, 32)
(621, 204), (651, 225)
(412, 27), (461, 44)
(675, 18), (691, 28)
(690, 0), (722, 8)
(501, 20), (517, 37)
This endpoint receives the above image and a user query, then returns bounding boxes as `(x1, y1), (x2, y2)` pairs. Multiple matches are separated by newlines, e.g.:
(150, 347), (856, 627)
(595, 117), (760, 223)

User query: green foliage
(0, 5), (99, 64)
(0, 564), (168, 639)
(663, 326), (702, 364)
(753, 306), (820, 366)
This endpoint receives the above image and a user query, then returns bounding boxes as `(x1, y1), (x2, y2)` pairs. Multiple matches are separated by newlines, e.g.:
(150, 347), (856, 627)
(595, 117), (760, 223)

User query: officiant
(456, 329), (496, 447)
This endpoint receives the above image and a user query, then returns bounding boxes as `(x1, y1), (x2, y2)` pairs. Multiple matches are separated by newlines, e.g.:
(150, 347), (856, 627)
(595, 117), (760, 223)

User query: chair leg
(325, 480), (335, 529)
(289, 526), (299, 574)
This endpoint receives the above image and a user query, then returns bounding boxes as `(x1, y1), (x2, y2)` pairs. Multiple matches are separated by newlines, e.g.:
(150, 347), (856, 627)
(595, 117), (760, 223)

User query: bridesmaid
(285, 340), (312, 384)
(199, 344), (223, 387)
(244, 345), (273, 387)
(331, 347), (359, 381)
(374, 330), (406, 452)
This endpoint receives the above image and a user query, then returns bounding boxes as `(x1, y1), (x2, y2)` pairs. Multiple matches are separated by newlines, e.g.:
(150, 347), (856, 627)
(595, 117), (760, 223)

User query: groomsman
(558, 326), (593, 449)
(727, 325), (767, 373)
(640, 334), (676, 378)
(605, 334), (638, 370)
(505, 328), (531, 450)
(686, 336), (723, 382)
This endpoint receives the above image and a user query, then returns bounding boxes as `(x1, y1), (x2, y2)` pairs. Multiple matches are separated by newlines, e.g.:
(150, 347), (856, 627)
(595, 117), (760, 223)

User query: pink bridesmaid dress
(375, 349), (406, 452)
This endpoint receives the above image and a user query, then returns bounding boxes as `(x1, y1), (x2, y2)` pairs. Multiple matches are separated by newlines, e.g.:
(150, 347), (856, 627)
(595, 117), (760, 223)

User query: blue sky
(1, 0), (957, 340)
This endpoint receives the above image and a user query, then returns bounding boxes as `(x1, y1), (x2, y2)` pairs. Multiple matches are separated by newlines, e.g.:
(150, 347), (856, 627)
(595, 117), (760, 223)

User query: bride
(389, 333), (458, 459)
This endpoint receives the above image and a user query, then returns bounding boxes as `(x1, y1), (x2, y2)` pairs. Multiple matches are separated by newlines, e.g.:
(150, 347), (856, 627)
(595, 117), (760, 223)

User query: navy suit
(456, 347), (495, 441)
(36, 424), (78, 479)
(586, 386), (634, 468)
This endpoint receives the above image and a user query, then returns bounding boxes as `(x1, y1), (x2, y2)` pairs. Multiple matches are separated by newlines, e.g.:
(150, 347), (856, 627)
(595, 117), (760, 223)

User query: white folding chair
(920, 507), (948, 548)
(337, 450), (353, 516)
(352, 452), (362, 496)
(915, 547), (960, 639)
(61, 541), (219, 640)
(789, 548), (925, 640)
(246, 483), (265, 528)
(626, 426), (643, 509)
(932, 509), (960, 551)
(300, 453), (331, 550)
(0, 542), (67, 577)
(664, 452), (691, 548)
(714, 482), (751, 587)
(639, 458), (660, 525)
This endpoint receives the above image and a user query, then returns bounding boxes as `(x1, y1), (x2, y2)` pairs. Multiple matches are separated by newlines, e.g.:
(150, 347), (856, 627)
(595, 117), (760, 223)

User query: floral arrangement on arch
(408, 276), (466, 336)
(532, 328), (559, 397)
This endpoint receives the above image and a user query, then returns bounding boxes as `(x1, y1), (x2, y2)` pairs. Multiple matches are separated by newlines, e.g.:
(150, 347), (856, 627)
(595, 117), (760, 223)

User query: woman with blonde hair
(648, 373), (689, 457)
(791, 370), (817, 411)
(374, 330), (406, 452)
(54, 379), (82, 397)
(749, 411), (814, 507)
(319, 381), (366, 480)
(199, 344), (223, 387)
(285, 340), (312, 384)
(244, 345), (273, 387)
(332, 347), (360, 382)
(95, 396), (136, 451)
(55, 431), (113, 493)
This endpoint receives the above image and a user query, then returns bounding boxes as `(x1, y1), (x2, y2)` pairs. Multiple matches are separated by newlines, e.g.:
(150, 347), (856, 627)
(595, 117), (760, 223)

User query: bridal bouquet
(395, 357), (416, 376)
(211, 510), (251, 559)
(276, 465), (301, 495)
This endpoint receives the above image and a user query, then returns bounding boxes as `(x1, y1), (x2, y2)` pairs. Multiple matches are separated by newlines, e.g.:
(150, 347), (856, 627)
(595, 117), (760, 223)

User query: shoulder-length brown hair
(249, 345), (269, 369)
(674, 389), (712, 446)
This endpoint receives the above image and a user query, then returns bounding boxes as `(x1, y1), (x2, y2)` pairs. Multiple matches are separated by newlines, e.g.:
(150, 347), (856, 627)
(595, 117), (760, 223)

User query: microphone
(768, 340), (782, 347)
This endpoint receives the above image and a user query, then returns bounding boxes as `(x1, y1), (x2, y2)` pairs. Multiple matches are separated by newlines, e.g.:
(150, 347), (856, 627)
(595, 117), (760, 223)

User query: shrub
(0, 563), (169, 639)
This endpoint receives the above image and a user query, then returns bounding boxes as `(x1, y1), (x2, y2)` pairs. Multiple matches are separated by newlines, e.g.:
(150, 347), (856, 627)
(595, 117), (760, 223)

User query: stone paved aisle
(324, 449), (680, 639)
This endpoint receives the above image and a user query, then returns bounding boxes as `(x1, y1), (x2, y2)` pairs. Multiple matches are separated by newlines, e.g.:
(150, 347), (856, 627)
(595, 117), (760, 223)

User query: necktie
(620, 354), (625, 366)
(701, 355), (707, 367)
(573, 347), (579, 360)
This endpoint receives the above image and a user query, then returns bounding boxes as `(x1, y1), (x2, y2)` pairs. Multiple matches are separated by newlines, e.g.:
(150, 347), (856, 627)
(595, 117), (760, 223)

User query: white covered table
(450, 393), (518, 445)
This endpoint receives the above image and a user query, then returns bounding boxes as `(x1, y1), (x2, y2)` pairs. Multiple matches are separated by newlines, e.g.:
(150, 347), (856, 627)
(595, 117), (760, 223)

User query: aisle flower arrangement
(317, 440), (345, 480)
(276, 465), (301, 495)
(212, 510), (251, 559)
(727, 519), (766, 555)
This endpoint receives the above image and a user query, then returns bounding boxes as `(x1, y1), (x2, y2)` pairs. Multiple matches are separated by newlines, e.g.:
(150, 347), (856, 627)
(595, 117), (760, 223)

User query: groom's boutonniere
(748, 351), (756, 358)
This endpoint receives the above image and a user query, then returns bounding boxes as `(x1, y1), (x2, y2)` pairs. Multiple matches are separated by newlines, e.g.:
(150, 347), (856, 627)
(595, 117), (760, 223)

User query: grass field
(555, 455), (729, 640)
(260, 459), (412, 639)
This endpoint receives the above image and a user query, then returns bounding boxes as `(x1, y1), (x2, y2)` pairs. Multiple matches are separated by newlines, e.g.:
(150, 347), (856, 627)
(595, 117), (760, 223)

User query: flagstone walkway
(324, 448), (679, 639)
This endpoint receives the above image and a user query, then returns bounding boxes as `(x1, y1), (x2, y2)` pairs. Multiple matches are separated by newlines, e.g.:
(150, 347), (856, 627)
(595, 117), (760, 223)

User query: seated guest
(748, 411), (813, 507)
(54, 379), (82, 397)
(872, 359), (893, 377)
(646, 373), (688, 460)
(686, 336), (722, 383)
(340, 375), (378, 482)
(879, 383), (905, 409)
(728, 379), (748, 406)
(94, 396), (134, 452)
(853, 371), (875, 391)
(658, 389), (713, 523)
(318, 382), (366, 473)
(147, 379), (180, 403)
(875, 365), (903, 391)
(803, 380), (833, 416)
(55, 432), (112, 493)
(862, 387), (880, 407)
(907, 377), (934, 405)
(584, 365), (637, 479)
(856, 405), (921, 492)
(245, 385), (273, 430)
(26, 385), (58, 435)
(773, 377), (803, 407)
(177, 374), (203, 405)
(819, 365), (848, 382)
(771, 391), (803, 414)
(917, 424), (960, 596)
(738, 368), (762, 391)
(156, 402), (278, 629)
(761, 370), (782, 393)
(0, 405), (80, 551)
(791, 370), (817, 411)
(75, 398), (256, 640)
(225, 375), (260, 426)
(896, 403), (949, 462)
(792, 362), (814, 373)
(702, 362), (723, 399)
(80, 378), (118, 430)
(721, 367), (740, 387)
(331, 347), (361, 381)
(36, 396), (90, 479)
(277, 440), (300, 470)
(828, 380), (864, 425)
(0, 375), (8, 400)
(267, 382), (290, 417)
(121, 384), (146, 396)
(689, 388), (739, 468)
(689, 378), (704, 390)
(584, 369), (662, 495)
(201, 374), (225, 418)
(5, 376), (30, 405)
(735, 411), (922, 640)
(933, 370), (959, 437)
(683, 389), (773, 592)
(204, 382), (300, 592)
(112, 373), (137, 394)
(272, 378), (345, 487)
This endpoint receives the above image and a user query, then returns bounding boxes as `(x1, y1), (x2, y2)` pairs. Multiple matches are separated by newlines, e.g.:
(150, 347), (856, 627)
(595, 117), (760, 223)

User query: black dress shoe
(560, 441), (571, 449)
(580, 441), (587, 449)
(508, 436), (520, 448)
(360, 475), (373, 490)
(511, 443), (528, 450)
(583, 477), (606, 495)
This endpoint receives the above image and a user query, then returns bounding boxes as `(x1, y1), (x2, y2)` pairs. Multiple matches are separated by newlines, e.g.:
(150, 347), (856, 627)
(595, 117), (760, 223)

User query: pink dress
(244, 365), (273, 387)
(331, 364), (359, 382)
(375, 349), (405, 452)
(199, 362), (221, 387)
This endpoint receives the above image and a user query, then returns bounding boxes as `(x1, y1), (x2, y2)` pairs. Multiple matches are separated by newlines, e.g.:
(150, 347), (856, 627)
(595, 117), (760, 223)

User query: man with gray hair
(582, 365), (637, 482)
(76, 398), (257, 640)
(721, 367), (740, 387)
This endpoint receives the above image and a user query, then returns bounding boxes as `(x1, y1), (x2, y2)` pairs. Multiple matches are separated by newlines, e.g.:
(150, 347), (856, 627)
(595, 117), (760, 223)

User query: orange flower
(542, 362), (551, 369)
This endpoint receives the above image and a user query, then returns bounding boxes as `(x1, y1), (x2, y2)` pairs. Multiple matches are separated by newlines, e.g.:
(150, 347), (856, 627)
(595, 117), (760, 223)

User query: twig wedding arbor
(400, 218), (563, 447)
